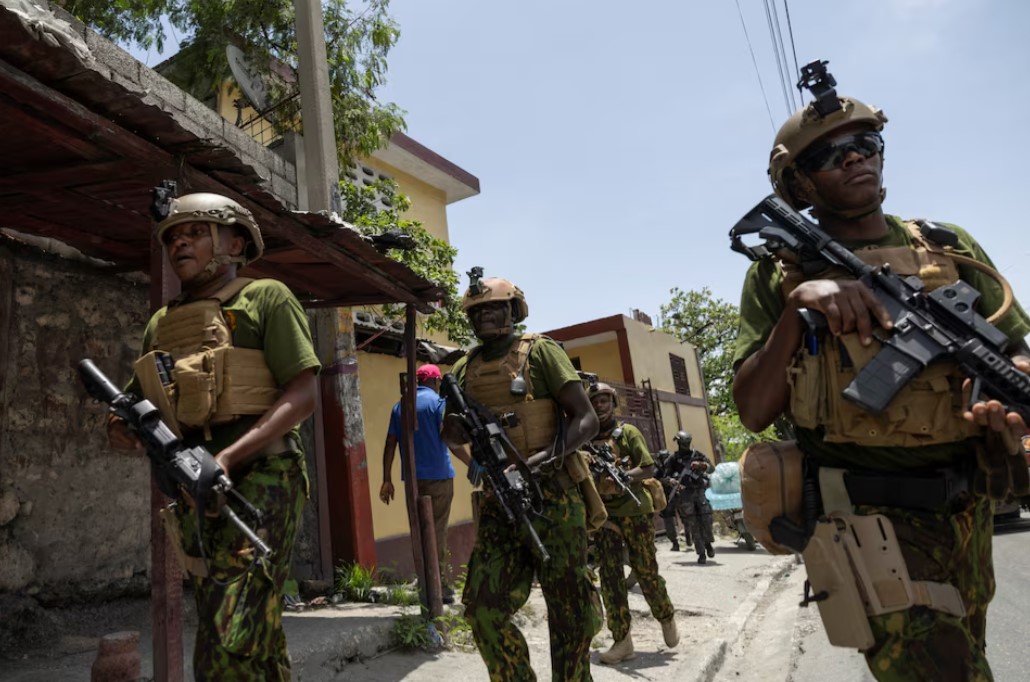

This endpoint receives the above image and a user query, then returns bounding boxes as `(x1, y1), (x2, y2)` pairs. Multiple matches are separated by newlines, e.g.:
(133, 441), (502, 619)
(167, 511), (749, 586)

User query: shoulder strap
(211, 277), (256, 303)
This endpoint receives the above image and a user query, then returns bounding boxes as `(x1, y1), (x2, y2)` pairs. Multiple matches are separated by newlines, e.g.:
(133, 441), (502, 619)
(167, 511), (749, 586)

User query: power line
(762, 0), (794, 117)
(735, 0), (777, 132)
(783, 0), (803, 105)
(770, 0), (799, 110)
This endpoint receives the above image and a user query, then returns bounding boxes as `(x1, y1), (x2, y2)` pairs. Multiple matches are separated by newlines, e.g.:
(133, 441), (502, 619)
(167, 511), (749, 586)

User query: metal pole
(401, 304), (429, 606)
(293, 0), (341, 213)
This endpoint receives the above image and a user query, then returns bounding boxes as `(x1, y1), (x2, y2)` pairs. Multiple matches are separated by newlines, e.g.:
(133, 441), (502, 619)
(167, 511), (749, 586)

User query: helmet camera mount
(797, 59), (842, 118)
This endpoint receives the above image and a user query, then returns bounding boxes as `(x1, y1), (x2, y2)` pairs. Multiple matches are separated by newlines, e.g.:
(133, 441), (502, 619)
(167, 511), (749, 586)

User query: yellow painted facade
(550, 316), (716, 461)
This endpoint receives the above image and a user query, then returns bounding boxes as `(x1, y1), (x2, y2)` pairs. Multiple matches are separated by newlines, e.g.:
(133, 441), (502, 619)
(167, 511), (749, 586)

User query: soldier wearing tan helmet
(731, 61), (1030, 680)
(442, 267), (603, 680)
(586, 382), (679, 665)
(108, 191), (320, 679)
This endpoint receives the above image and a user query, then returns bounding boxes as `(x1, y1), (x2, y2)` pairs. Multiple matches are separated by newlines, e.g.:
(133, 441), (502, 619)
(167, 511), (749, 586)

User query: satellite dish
(226, 44), (269, 111)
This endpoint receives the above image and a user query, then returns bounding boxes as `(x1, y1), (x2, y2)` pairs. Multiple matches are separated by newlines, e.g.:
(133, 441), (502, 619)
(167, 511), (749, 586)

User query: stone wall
(0, 242), (323, 609)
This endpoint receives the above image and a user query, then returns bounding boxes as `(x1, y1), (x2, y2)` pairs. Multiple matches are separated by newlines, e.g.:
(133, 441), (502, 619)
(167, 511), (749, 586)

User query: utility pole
(294, 0), (378, 572)
(293, 0), (341, 213)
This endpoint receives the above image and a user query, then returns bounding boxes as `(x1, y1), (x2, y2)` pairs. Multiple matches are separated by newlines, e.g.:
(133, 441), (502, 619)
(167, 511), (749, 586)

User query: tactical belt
(843, 466), (970, 512)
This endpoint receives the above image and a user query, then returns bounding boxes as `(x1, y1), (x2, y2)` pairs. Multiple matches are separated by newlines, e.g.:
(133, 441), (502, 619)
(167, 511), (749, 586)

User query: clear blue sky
(134, 1), (1030, 334)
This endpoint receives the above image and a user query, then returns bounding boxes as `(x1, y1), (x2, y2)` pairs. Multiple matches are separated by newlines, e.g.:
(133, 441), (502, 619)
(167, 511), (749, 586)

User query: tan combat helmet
(587, 381), (619, 408)
(460, 268), (529, 322)
(156, 192), (264, 268)
(768, 60), (888, 214)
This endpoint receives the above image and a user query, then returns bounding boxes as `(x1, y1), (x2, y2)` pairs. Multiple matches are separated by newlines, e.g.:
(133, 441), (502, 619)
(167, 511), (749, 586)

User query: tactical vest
(133, 278), (279, 439)
(463, 333), (559, 454)
(782, 222), (978, 447)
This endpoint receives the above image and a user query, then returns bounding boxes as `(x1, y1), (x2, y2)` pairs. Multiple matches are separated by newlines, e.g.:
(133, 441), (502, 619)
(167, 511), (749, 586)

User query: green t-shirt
(450, 335), (581, 401)
(731, 216), (1030, 470)
(598, 423), (655, 517)
(132, 278), (321, 455)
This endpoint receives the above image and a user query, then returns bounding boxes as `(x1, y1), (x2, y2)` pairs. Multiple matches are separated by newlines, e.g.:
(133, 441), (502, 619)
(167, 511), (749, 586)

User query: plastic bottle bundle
(705, 461), (742, 510)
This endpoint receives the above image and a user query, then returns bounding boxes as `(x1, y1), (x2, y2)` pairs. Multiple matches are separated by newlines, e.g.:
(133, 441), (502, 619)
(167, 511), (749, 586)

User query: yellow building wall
(618, 317), (714, 457)
(562, 336), (624, 386)
(359, 352), (474, 542)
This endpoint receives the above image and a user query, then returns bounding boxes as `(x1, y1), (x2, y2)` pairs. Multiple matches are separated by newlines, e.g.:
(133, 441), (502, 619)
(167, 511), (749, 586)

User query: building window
(670, 353), (690, 396)
(570, 356), (582, 371)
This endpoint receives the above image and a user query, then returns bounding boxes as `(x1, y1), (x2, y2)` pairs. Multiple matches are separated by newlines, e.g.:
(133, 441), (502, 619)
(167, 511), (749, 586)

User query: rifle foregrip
(842, 344), (924, 414)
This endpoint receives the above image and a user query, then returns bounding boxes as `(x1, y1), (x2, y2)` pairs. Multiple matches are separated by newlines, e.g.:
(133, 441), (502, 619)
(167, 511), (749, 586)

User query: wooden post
(149, 233), (182, 682)
(400, 304), (428, 604)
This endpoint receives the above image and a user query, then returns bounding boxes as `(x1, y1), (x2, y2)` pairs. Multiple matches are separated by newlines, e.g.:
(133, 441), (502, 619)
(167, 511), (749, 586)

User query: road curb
(684, 554), (796, 682)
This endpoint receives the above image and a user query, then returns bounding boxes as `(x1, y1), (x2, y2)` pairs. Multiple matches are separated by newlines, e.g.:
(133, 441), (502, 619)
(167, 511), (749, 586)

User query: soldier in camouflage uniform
(442, 271), (603, 681)
(586, 382), (678, 665)
(109, 193), (320, 681)
(731, 66), (1030, 681)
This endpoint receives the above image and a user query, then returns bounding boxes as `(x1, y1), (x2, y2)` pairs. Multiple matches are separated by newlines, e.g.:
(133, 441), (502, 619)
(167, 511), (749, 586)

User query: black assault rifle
(730, 195), (1030, 420)
(78, 359), (272, 560)
(666, 455), (709, 507)
(440, 373), (550, 561)
(584, 441), (641, 506)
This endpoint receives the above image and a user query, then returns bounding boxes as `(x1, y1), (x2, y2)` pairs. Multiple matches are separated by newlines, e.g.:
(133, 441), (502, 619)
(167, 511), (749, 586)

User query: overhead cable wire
(762, 0), (793, 117)
(783, 0), (803, 105)
(735, 0), (777, 132)
(770, 0), (799, 110)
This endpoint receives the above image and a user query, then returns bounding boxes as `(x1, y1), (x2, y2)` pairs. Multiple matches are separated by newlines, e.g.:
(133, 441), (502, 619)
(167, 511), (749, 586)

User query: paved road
(715, 523), (1029, 682)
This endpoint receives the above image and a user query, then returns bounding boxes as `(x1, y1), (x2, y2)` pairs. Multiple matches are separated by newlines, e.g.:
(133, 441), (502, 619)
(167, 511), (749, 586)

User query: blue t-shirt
(387, 386), (455, 481)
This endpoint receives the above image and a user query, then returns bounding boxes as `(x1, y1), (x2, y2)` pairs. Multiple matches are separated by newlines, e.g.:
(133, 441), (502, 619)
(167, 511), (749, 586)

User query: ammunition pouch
(643, 477), (667, 513)
(562, 451), (608, 532)
(739, 440), (806, 554)
(800, 468), (966, 651)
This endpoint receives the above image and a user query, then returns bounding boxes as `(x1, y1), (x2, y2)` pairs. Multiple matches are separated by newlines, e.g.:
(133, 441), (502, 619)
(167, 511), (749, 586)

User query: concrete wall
(561, 332), (624, 384)
(0, 244), (151, 602)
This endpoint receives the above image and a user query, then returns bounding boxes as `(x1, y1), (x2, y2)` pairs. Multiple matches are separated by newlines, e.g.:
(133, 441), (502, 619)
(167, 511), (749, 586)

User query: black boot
(697, 553), (706, 565)
(670, 542), (680, 552)
(705, 542), (715, 558)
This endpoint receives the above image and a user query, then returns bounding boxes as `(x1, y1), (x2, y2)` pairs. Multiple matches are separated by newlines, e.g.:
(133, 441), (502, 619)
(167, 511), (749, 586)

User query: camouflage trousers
(463, 479), (603, 681)
(177, 453), (308, 682)
(860, 493), (995, 682)
(673, 488), (713, 557)
(595, 514), (674, 641)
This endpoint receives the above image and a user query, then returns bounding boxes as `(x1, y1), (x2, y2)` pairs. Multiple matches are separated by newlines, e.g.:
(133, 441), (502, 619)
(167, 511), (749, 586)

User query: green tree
(340, 179), (473, 345)
(658, 287), (739, 418)
(57, 0), (405, 166)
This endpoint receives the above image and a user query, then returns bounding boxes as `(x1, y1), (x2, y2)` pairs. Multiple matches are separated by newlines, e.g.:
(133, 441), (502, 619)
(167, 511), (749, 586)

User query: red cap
(415, 364), (442, 381)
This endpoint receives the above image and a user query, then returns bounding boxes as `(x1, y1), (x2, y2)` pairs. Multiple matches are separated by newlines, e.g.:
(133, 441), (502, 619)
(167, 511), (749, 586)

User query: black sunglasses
(797, 131), (884, 173)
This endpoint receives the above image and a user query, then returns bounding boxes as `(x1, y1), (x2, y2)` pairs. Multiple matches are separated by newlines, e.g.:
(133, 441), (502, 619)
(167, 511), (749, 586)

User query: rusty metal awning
(0, 3), (441, 311)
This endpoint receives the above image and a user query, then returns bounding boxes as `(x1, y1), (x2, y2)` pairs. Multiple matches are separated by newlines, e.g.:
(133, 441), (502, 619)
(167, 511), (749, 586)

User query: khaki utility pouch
(565, 450), (608, 532)
(739, 440), (805, 554)
(643, 477), (667, 513)
(802, 468), (966, 650)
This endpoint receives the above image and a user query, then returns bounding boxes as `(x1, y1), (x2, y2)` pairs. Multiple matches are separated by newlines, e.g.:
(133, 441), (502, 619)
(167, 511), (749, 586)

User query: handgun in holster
(800, 467), (966, 651)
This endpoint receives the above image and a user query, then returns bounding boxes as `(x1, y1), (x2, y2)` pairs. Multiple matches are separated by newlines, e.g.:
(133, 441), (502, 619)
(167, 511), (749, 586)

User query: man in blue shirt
(379, 364), (470, 602)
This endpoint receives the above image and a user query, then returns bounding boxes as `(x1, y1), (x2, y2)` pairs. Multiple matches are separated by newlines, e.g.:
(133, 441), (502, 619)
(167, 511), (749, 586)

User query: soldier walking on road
(587, 383), (679, 665)
(732, 61), (1030, 680)
(664, 432), (715, 564)
(442, 270), (604, 681)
